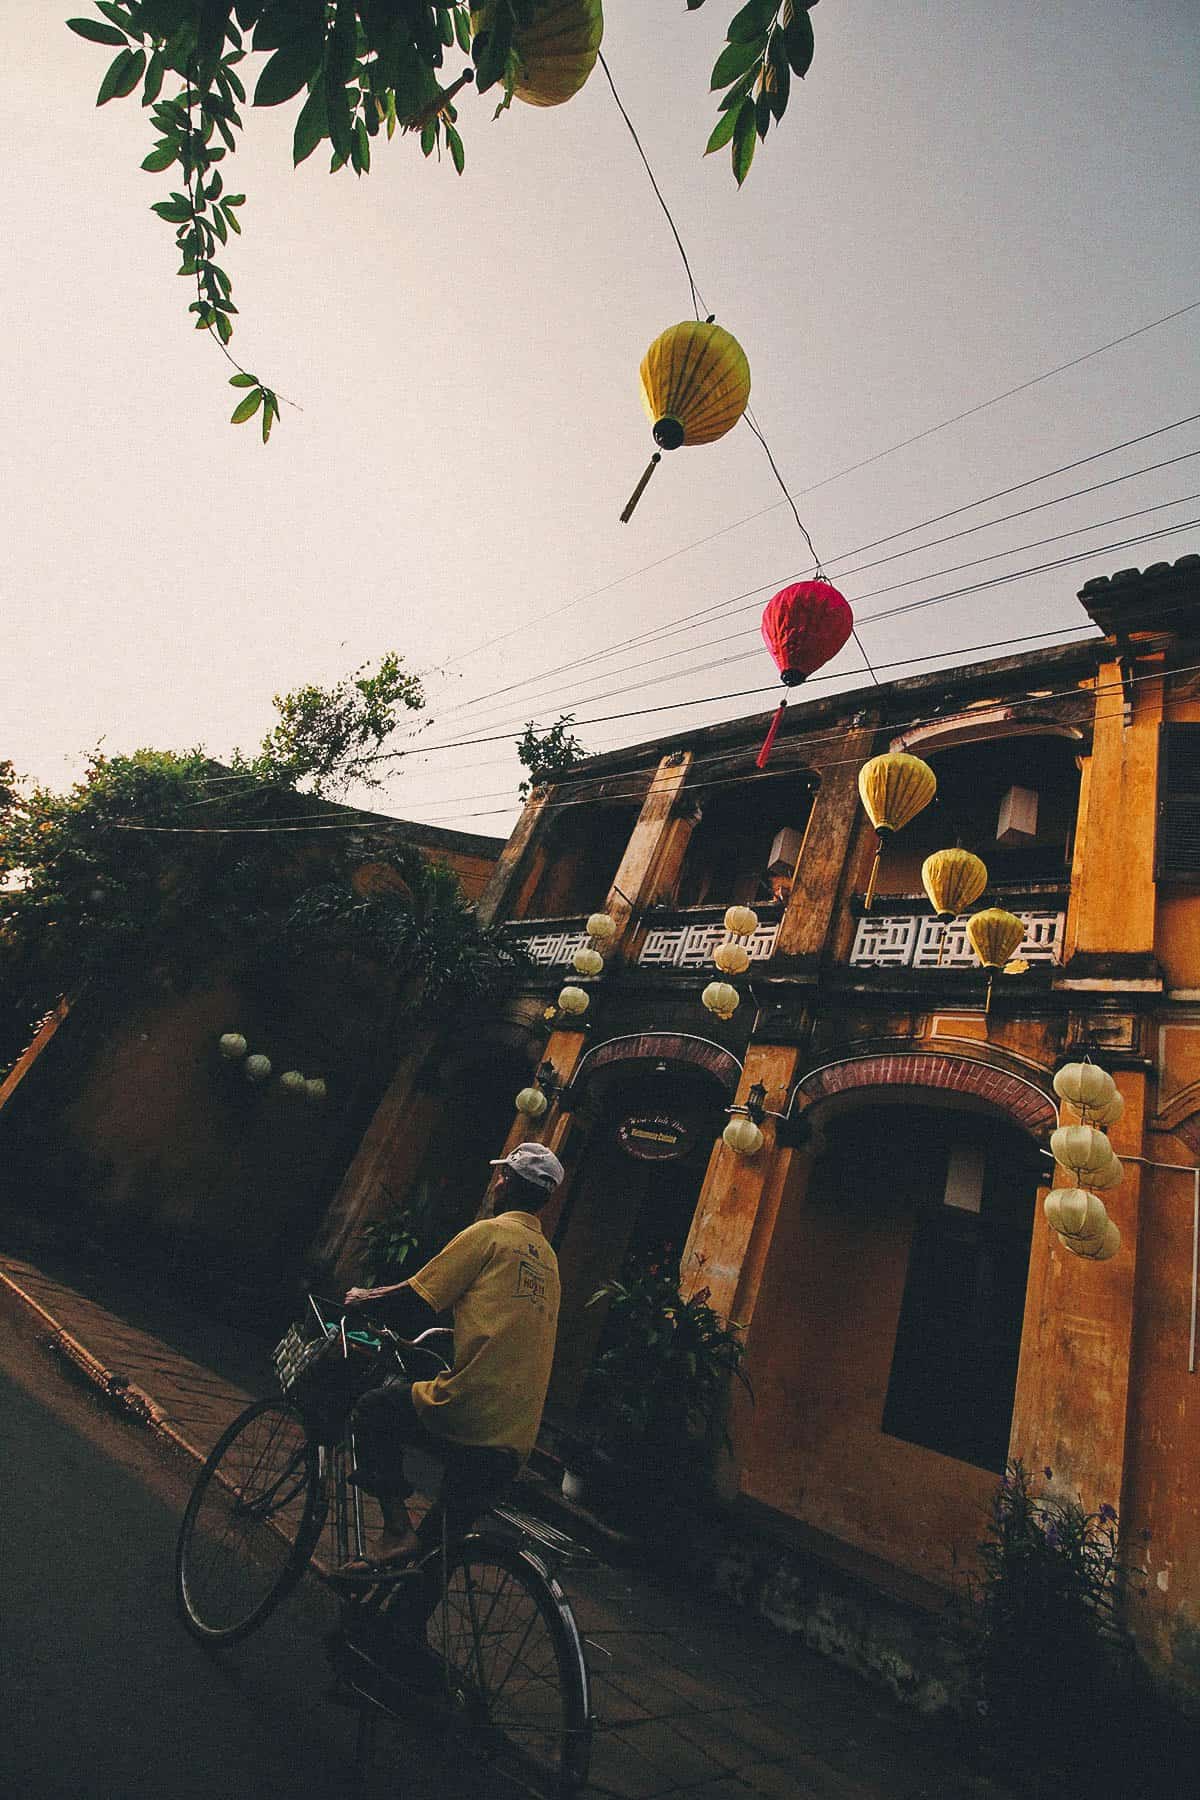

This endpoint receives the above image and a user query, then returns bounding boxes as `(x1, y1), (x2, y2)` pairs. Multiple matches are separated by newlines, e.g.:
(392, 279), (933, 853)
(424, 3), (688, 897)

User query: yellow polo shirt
(408, 1210), (560, 1459)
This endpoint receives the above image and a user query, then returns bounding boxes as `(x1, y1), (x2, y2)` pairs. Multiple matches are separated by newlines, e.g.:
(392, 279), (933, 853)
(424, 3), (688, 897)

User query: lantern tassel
(985, 972), (995, 1015)
(936, 927), (947, 969)
(864, 840), (883, 911)
(620, 453), (662, 524)
(755, 698), (786, 770)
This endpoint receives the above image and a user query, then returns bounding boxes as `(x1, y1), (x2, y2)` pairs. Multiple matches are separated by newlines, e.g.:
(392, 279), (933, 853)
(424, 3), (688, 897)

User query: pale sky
(3, 1), (1197, 839)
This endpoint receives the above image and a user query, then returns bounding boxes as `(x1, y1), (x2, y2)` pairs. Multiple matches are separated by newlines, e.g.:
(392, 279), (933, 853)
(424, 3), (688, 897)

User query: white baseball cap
(490, 1142), (565, 1192)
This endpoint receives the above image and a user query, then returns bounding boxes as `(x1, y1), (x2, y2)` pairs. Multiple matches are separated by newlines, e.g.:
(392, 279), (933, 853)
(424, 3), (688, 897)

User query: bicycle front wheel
(175, 1397), (326, 1645)
(426, 1535), (592, 1797)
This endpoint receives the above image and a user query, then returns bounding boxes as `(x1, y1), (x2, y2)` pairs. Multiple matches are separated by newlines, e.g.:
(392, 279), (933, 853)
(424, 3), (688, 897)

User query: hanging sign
(617, 1113), (694, 1162)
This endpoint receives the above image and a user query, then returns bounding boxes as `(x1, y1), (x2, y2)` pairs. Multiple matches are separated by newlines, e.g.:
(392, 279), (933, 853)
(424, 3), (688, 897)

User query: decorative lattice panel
(638, 922), (780, 970)
(855, 911), (1065, 970)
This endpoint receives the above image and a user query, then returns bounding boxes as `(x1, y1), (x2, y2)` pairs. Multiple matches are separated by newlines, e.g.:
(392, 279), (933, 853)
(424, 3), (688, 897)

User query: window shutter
(1156, 723), (1200, 881)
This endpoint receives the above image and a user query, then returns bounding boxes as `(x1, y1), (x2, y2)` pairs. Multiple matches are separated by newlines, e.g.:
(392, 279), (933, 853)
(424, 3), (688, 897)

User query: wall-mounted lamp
(514, 1060), (566, 1119)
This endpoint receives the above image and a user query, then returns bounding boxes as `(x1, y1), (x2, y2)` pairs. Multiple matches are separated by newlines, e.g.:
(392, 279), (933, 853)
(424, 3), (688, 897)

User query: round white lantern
(713, 940), (751, 976)
(723, 1115), (763, 1155)
(218, 1032), (248, 1059)
(724, 905), (759, 938)
(515, 1085), (549, 1118)
(1065, 1216), (1121, 1262)
(1050, 1125), (1115, 1182)
(1089, 1152), (1124, 1192)
(573, 946), (604, 977)
(702, 981), (740, 1020)
(586, 912), (617, 941)
(245, 1054), (271, 1083)
(1089, 1089), (1125, 1128)
(1053, 1062), (1116, 1112)
(1044, 1187), (1108, 1243)
(304, 1077), (327, 1103)
(558, 985), (590, 1016)
(279, 1070), (306, 1095)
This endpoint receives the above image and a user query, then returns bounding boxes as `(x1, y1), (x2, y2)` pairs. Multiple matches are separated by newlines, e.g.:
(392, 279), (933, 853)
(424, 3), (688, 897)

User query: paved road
(0, 1304), (486, 1800)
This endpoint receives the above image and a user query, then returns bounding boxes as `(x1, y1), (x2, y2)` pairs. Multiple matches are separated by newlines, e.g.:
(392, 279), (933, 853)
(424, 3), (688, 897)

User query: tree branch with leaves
(67, 2), (824, 431)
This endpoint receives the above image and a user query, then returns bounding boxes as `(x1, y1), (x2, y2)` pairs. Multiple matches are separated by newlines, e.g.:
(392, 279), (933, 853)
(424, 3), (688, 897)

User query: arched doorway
(546, 1053), (732, 1419)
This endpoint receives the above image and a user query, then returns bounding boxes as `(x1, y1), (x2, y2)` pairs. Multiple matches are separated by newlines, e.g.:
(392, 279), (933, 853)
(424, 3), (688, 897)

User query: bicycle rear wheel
(425, 1535), (592, 1797)
(175, 1397), (326, 1645)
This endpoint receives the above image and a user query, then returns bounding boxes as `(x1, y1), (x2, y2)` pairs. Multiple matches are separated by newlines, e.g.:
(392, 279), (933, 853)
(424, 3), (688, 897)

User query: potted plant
(578, 1258), (751, 1531)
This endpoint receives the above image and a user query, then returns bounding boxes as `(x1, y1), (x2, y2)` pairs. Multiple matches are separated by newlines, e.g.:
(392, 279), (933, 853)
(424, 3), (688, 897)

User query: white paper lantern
(1089, 1152), (1124, 1192)
(1065, 1217), (1121, 1262)
(245, 1054), (271, 1083)
(573, 946), (604, 977)
(586, 912), (617, 941)
(723, 1115), (763, 1155)
(218, 1032), (248, 1059)
(702, 981), (740, 1020)
(724, 905), (759, 938)
(713, 940), (751, 975)
(558, 985), (590, 1016)
(1044, 1187), (1108, 1242)
(304, 1077), (327, 1103)
(279, 1070), (306, 1094)
(515, 1085), (549, 1118)
(1050, 1125), (1115, 1181)
(1053, 1062), (1116, 1112)
(1089, 1089), (1125, 1128)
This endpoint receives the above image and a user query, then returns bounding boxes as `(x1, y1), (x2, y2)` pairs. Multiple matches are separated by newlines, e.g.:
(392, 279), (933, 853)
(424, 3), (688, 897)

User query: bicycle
(174, 1294), (595, 1797)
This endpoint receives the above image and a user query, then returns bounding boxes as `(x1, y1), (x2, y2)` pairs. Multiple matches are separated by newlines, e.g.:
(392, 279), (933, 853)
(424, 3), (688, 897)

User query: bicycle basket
(273, 1317), (378, 1443)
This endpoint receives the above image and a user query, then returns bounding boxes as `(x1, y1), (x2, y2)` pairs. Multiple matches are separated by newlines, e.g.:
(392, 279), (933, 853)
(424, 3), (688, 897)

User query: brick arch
(569, 1032), (742, 1098)
(791, 1051), (1056, 1137)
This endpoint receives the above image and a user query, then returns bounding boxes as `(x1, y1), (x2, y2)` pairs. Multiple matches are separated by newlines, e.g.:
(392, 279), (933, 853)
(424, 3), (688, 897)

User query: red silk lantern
(756, 581), (854, 767)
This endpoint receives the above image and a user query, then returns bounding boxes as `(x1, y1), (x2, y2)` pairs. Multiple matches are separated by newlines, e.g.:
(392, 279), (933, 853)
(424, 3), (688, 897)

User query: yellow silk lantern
(557, 985), (589, 1015)
(573, 945), (604, 977)
(1050, 1125), (1115, 1183)
(722, 1115), (763, 1156)
(921, 849), (988, 920)
(713, 940), (751, 975)
(515, 1085), (549, 1118)
(1053, 1061), (1118, 1117)
(621, 321), (751, 522)
(966, 906), (1025, 1012)
(1044, 1187), (1109, 1243)
(1067, 1216), (1121, 1262)
(702, 980), (740, 1020)
(586, 911), (616, 941)
(724, 905), (759, 937)
(857, 753), (936, 909)
(472, 0), (603, 108)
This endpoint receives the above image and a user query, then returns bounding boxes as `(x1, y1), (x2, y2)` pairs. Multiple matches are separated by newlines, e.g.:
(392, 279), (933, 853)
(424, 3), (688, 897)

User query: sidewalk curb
(0, 1265), (210, 1474)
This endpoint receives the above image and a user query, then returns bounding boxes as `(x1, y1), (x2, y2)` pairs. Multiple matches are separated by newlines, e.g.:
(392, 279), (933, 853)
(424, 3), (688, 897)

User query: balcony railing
(849, 907), (1065, 970)
(502, 906), (782, 971)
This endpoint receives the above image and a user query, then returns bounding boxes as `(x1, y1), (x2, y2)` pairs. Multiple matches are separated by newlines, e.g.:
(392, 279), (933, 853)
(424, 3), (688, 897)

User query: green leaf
(755, 89), (771, 140)
(325, 63), (354, 163)
(711, 34), (765, 91)
(454, 6), (471, 52)
(141, 145), (176, 172)
(783, 6), (814, 77)
(254, 37), (321, 107)
(215, 310), (233, 344)
(228, 371), (257, 387)
(732, 94), (757, 185)
(420, 116), (437, 156)
(704, 107), (738, 155)
(221, 199), (242, 233)
(292, 81), (328, 164)
(446, 123), (464, 175)
(67, 16), (129, 46)
(766, 29), (790, 118)
(142, 48), (165, 104)
(353, 116), (371, 173)
(210, 202), (228, 243)
(151, 197), (192, 222)
(96, 46), (134, 104)
(231, 389), (263, 424)
(717, 67), (757, 111)
(727, 0), (779, 43)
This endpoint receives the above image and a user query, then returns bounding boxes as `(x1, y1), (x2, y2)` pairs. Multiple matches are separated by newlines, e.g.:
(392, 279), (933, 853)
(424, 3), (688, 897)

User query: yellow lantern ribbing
(621, 321), (751, 522)
(966, 906), (1025, 1013)
(471, 1), (603, 108)
(921, 849), (988, 921)
(856, 753), (936, 909)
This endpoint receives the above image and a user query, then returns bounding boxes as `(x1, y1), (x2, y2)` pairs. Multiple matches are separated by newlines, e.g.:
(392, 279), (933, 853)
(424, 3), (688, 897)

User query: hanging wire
(597, 51), (705, 322)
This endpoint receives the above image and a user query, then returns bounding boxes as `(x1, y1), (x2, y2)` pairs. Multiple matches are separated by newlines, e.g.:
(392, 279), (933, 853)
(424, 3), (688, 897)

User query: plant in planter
(356, 1183), (436, 1286)
(576, 1259), (751, 1527)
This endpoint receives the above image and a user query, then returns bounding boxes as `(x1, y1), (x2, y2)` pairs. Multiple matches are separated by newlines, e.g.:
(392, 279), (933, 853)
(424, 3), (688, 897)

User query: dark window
(881, 1116), (1040, 1473)
(1156, 723), (1200, 883)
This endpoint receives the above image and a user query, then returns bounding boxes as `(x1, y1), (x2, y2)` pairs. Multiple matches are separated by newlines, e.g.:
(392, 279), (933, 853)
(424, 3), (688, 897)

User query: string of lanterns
(1042, 1062), (1124, 1262)
(216, 1032), (326, 1102)
(702, 904), (760, 1021)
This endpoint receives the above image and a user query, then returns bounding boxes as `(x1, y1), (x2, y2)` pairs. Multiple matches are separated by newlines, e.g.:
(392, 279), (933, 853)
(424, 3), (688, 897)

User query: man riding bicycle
(339, 1140), (563, 1578)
